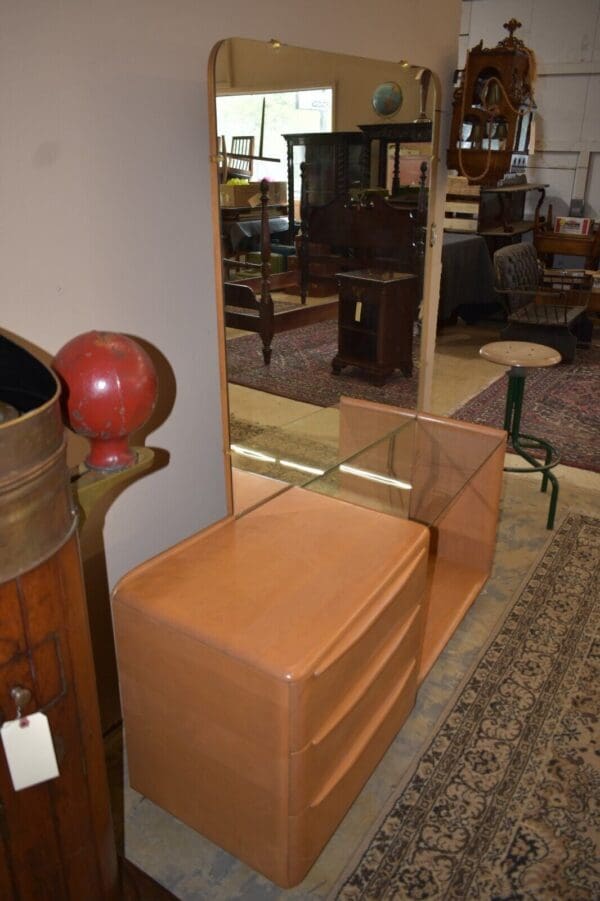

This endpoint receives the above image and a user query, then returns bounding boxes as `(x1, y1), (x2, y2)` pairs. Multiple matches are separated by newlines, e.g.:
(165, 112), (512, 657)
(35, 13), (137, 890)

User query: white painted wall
(1, 0), (461, 586)
(460, 0), (600, 218)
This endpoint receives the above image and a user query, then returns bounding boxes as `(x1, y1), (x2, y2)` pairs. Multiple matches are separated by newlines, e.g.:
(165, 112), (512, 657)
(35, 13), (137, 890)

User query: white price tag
(1, 712), (59, 791)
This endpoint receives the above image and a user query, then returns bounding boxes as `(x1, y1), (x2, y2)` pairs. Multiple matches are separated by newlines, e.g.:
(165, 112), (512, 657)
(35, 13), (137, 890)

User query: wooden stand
(333, 269), (418, 383)
(533, 228), (600, 271)
(113, 402), (505, 889)
(0, 331), (174, 900)
(114, 490), (429, 888)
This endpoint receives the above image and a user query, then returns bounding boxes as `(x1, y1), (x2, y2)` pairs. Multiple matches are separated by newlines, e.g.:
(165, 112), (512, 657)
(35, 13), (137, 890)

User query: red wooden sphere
(53, 331), (158, 471)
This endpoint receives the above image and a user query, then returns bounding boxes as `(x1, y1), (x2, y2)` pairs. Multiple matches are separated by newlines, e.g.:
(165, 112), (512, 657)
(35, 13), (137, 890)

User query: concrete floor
(119, 321), (600, 899)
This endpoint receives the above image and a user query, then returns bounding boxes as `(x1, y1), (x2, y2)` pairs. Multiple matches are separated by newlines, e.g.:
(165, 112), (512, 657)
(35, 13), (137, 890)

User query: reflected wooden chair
(493, 242), (593, 363)
(226, 135), (255, 181)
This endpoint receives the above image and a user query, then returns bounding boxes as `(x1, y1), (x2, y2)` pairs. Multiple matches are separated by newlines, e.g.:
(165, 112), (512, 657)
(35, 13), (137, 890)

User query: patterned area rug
(229, 413), (339, 485)
(334, 512), (600, 900)
(226, 320), (419, 409)
(454, 343), (600, 472)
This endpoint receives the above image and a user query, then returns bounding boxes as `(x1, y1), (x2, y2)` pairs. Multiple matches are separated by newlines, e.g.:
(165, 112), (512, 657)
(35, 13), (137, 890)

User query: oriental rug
(334, 512), (600, 900)
(454, 343), (600, 473)
(226, 320), (419, 409)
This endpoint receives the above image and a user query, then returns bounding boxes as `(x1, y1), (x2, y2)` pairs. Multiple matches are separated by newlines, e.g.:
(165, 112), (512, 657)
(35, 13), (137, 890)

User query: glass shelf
(229, 399), (505, 526)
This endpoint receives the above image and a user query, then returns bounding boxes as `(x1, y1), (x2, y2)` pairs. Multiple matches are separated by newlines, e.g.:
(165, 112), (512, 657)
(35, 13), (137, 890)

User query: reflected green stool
(480, 341), (562, 530)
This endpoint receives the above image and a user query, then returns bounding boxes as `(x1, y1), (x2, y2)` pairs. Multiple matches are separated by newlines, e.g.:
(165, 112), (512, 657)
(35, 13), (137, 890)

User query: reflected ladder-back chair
(226, 136), (255, 181)
(493, 242), (593, 364)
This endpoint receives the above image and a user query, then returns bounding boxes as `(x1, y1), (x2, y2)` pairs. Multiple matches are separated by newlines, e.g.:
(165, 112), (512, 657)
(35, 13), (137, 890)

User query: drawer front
(287, 661), (419, 887)
(289, 604), (421, 813)
(290, 545), (427, 750)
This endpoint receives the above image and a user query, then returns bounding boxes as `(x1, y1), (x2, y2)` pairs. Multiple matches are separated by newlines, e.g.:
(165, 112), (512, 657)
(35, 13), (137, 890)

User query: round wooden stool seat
(479, 340), (562, 530)
(479, 340), (561, 369)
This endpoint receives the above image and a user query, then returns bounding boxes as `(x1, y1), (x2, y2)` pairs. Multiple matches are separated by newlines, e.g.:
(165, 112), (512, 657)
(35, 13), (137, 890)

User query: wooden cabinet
(447, 19), (536, 185)
(114, 487), (429, 888)
(333, 269), (418, 383)
(0, 334), (119, 900)
(534, 228), (600, 271)
(358, 121), (432, 196)
(113, 403), (505, 889)
(283, 131), (366, 242)
(444, 179), (547, 255)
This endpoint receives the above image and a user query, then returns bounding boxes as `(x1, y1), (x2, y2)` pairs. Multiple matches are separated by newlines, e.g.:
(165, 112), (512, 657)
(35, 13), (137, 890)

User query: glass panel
(302, 411), (504, 526)
(228, 403), (415, 494)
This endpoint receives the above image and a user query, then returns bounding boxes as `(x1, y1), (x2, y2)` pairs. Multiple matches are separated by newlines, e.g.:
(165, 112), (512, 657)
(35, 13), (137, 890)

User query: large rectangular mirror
(210, 38), (438, 514)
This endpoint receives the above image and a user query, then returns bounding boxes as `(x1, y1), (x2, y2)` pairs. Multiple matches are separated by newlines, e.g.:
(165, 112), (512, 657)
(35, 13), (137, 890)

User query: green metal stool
(480, 341), (562, 530)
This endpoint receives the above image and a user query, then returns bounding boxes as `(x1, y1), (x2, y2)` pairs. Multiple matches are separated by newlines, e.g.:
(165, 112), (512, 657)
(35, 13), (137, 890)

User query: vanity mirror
(111, 42), (507, 890)
(210, 38), (438, 512)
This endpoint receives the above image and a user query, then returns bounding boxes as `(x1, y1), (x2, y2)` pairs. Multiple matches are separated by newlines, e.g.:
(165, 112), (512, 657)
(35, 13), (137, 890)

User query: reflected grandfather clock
(447, 18), (537, 185)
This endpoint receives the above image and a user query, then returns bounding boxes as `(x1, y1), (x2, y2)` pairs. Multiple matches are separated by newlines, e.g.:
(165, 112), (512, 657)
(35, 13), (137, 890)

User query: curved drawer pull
(310, 605), (421, 747)
(314, 547), (427, 677)
(310, 659), (416, 808)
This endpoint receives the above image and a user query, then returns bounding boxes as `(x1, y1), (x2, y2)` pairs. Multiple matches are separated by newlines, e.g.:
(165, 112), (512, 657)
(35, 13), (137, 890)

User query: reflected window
(216, 88), (333, 185)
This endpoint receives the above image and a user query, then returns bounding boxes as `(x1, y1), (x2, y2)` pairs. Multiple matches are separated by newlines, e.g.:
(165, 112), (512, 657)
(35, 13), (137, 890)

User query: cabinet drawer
(287, 660), (419, 886)
(289, 545), (427, 750)
(289, 604), (421, 812)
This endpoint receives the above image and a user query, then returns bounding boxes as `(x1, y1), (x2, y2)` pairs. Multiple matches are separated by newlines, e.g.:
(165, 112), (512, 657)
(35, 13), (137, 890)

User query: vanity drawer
(287, 659), (419, 887)
(289, 603), (421, 812)
(113, 486), (430, 889)
(289, 545), (427, 750)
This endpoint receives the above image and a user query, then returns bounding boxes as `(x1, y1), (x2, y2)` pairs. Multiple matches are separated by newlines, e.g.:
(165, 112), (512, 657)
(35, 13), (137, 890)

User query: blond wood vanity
(113, 402), (504, 887)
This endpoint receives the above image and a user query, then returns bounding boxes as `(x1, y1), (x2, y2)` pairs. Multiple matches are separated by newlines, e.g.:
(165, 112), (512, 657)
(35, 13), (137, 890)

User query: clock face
(372, 82), (403, 117)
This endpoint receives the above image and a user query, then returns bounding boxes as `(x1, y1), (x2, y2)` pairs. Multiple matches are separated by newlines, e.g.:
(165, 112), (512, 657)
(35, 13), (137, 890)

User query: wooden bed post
(299, 162), (310, 305)
(258, 179), (274, 364)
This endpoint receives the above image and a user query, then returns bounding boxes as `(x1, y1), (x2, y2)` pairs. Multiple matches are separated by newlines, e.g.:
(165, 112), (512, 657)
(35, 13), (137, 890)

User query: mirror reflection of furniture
(283, 131), (366, 239)
(447, 19), (536, 185)
(534, 207), (600, 271)
(214, 37), (436, 386)
(444, 176), (547, 255)
(222, 180), (337, 363)
(493, 242), (593, 363)
(358, 120), (432, 196)
(226, 135), (255, 180)
(298, 166), (421, 305)
(333, 269), (418, 383)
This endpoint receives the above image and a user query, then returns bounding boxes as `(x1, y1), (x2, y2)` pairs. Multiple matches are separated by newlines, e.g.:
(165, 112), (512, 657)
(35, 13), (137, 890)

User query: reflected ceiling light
(269, 38), (282, 49)
(279, 459), (326, 476)
(399, 59), (410, 68)
(230, 444), (276, 463)
(339, 464), (412, 490)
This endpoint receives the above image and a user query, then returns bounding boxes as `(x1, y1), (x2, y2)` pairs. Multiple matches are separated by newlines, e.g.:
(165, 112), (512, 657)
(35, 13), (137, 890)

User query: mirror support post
(417, 70), (443, 412)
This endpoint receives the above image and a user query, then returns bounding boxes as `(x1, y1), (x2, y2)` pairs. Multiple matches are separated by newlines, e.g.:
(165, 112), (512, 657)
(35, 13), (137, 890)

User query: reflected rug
(334, 513), (600, 900)
(226, 320), (419, 409)
(454, 343), (600, 473)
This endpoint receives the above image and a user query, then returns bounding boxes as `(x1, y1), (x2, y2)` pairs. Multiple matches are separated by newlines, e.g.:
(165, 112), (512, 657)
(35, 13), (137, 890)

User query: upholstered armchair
(493, 242), (593, 363)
